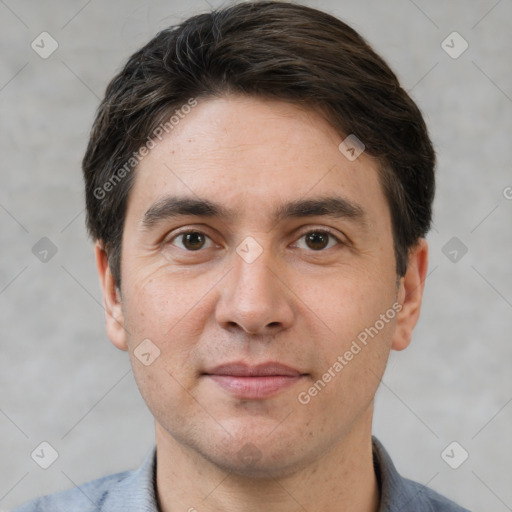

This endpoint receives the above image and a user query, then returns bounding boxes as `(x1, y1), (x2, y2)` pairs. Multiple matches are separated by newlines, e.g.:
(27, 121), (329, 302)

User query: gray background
(1, 0), (511, 510)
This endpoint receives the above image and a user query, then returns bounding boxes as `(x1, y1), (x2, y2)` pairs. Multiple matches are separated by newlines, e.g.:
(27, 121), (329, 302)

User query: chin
(206, 448), (305, 479)
(193, 428), (316, 479)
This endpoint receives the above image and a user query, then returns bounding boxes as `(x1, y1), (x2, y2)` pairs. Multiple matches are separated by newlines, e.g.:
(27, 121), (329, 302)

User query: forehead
(126, 94), (389, 229)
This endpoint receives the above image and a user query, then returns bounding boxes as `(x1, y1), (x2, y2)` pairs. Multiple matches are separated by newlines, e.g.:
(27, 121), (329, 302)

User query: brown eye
(171, 231), (213, 251)
(295, 230), (340, 251)
(183, 232), (205, 250)
(305, 232), (329, 250)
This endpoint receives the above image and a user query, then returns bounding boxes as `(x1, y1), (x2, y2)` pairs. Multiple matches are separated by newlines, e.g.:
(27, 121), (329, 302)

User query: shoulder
(12, 446), (157, 511)
(11, 470), (133, 512)
(401, 476), (471, 511)
(372, 437), (471, 512)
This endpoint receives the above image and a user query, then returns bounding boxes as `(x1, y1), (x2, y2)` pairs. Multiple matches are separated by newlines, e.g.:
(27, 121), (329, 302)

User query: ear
(94, 242), (128, 351)
(391, 238), (429, 351)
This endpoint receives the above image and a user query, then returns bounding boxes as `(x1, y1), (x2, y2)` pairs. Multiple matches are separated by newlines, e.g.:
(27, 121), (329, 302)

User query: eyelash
(167, 228), (345, 252)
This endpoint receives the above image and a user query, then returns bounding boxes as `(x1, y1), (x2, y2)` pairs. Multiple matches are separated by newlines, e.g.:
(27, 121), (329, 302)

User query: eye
(169, 230), (215, 251)
(294, 230), (341, 251)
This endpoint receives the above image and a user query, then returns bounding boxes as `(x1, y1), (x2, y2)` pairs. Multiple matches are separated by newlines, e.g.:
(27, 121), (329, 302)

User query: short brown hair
(83, 0), (435, 288)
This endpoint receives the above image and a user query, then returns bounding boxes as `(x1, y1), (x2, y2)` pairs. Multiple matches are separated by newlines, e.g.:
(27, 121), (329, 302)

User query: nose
(215, 244), (295, 335)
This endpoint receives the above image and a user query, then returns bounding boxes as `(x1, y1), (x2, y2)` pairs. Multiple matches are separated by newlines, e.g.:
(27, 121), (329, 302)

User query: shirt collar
(109, 445), (158, 511)
(372, 436), (434, 512)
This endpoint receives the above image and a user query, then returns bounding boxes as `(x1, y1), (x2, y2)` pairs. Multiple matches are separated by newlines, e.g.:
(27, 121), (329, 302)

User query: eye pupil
(183, 232), (205, 250)
(306, 232), (329, 250)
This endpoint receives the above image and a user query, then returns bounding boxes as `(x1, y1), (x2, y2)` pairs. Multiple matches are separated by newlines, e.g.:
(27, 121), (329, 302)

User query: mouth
(202, 362), (307, 400)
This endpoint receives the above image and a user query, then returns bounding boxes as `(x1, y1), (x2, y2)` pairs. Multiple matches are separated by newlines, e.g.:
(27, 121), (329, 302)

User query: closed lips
(203, 362), (305, 377)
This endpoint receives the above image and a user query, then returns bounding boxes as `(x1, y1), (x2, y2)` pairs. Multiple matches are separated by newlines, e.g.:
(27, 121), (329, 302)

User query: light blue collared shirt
(12, 437), (470, 511)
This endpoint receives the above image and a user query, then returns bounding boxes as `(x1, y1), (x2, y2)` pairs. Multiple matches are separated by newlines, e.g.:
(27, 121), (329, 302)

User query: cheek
(295, 269), (397, 400)
(301, 267), (396, 344)
(122, 267), (209, 342)
(123, 279), (207, 425)
(121, 270), (214, 388)
(129, 355), (197, 438)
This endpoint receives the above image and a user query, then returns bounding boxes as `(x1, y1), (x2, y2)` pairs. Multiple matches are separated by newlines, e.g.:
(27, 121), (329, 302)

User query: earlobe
(391, 239), (429, 352)
(94, 242), (128, 352)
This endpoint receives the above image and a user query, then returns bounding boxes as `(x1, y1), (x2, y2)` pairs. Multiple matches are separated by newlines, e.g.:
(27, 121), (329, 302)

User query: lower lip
(206, 375), (303, 399)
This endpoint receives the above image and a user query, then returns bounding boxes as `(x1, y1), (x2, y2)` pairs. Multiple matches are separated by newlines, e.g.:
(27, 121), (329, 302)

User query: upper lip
(203, 361), (304, 377)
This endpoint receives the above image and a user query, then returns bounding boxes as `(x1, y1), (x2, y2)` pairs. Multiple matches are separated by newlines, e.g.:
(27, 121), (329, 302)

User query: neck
(155, 410), (379, 512)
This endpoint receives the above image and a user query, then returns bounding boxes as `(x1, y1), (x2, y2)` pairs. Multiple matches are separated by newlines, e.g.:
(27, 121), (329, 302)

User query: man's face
(100, 95), (418, 477)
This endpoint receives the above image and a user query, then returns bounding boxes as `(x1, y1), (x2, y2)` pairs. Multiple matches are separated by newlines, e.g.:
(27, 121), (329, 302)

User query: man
(14, 1), (469, 511)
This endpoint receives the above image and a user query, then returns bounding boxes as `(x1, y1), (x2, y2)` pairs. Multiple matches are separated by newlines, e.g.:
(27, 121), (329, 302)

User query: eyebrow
(141, 195), (367, 229)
